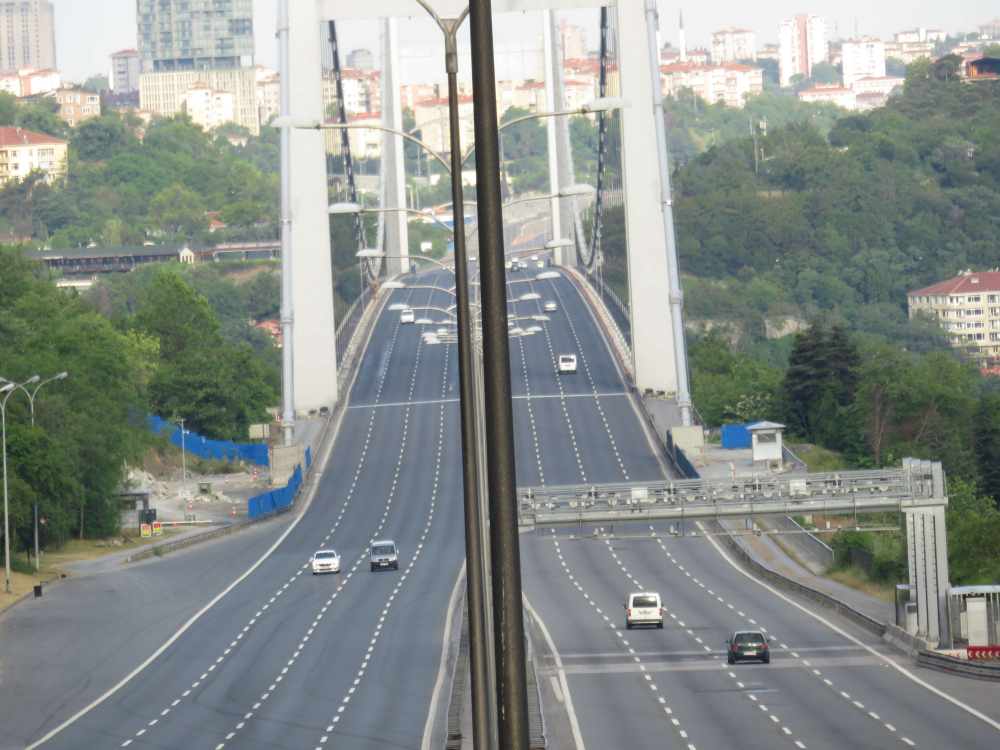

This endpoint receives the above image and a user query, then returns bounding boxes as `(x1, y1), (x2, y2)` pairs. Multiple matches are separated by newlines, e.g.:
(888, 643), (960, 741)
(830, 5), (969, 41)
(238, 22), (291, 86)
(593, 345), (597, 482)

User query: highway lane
(33, 271), (467, 750)
(517, 272), (1000, 749)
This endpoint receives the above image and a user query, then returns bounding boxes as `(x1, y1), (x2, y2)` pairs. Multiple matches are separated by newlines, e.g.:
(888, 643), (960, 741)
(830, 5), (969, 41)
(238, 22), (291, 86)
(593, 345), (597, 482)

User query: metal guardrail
(518, 466), (944, 529)
(916, 650), (1000, 682)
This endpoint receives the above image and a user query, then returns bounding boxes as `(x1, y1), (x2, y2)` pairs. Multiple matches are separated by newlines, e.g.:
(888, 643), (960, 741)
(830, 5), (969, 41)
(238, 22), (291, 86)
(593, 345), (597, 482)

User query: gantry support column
(615, 0), (678, 394)
(289, 3), (338, 409)
(904, 458), (951, 645)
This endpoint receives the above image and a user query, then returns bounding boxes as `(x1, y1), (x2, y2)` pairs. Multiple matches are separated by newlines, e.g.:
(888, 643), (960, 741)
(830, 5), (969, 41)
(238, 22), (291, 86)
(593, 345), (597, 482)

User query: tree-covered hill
(674, 64), (1000, 352)
(0, 104), (279, 249)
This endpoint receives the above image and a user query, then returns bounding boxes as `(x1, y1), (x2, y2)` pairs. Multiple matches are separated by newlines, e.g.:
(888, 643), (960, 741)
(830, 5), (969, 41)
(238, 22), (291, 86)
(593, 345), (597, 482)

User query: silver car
(370, 540), (399, 571)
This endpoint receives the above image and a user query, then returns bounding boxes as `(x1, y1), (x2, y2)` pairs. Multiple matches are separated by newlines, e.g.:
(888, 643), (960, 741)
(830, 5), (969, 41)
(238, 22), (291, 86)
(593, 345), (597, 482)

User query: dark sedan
(726, 630), (773, 664)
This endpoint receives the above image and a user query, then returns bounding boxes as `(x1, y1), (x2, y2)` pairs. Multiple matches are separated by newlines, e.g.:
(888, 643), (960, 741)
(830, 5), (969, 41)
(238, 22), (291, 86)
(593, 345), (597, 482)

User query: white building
(561, 23), (588, 61)
(0, 66), (60, 97)
(258, 74), (280, 126)
(711, 28), (756, 63)
(140, 68), (258, 135)
(777, 14), (828, 87)
(798, 82), (856, 109)
(661, 62), (763, 108)
(180, 84), (236, 131)
(842, 37), (886, 86)
(883, 40), (936, 64)
(110, 50), (140, 94)
(413, 94), (475, 156)
(894, 28), (946, 43)
(850, 75), (904, 95)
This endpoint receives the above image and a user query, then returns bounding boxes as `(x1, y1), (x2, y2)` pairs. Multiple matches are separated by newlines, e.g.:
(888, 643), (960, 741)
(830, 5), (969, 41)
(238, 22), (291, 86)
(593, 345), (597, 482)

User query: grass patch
(788, 444), (850, 473)
(825, 566), (895, 603)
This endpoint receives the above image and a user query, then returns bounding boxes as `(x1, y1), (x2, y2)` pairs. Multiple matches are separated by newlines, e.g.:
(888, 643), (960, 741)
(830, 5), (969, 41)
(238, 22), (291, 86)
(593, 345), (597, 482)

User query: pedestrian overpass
(519, 458), (951, 644)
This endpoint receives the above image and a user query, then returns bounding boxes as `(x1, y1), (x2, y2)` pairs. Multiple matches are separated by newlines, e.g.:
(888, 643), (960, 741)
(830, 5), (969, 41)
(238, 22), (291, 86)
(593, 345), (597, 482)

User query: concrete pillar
(542, 11), (562, 260)
(289, 4), (338, 410)
(616, 0), (678, 394)
(381, 18), (408, 275)
(904, 459), (951, 644)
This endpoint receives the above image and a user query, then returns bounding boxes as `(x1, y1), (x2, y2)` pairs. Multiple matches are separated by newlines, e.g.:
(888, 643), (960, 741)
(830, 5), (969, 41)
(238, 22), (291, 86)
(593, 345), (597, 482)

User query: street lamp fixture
(388, 304), (411, 311)
(518, 293), (541, 301)
(545, 238), (574, 249)
(536, 272), (561, 280)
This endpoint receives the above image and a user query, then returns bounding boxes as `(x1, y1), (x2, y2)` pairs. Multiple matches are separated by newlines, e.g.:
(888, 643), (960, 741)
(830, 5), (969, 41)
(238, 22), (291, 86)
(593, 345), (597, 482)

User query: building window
(83, 106), (91, 114)
(65, 106), (73, 114)
(969, 295), (982, 303)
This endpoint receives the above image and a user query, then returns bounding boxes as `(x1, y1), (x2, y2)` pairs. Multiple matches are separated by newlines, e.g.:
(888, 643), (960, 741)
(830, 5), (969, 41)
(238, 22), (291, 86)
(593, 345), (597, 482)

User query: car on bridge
(544, 301), (558, 313)
(537, 261), (545, 269)
(400, 309), (415, 324)
(370, 540), (399, 571)
(311, 549), (340, 575)
(726, 630), (773, 664)
(558, 354), (577, 373)
(624, 592), (663, 629)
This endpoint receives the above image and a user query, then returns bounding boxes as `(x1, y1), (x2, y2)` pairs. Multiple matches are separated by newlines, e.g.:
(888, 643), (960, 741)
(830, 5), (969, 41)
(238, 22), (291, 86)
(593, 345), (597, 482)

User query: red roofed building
(661, 62), (763, 108)
(798, 82), (857, 110)
(0, 127), (68, 185)
(413, 94), (475, 156)
(908, 271), (1000, 363)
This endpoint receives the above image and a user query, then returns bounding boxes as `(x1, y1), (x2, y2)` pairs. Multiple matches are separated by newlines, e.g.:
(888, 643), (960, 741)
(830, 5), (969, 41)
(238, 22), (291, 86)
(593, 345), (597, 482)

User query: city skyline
(50, 0), (1000, 82)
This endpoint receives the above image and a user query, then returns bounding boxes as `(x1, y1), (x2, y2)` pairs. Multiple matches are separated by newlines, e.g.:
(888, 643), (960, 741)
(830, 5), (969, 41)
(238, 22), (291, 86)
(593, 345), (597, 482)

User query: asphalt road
(7, 263), (1000, 750)
(513, 273), (1000, 748)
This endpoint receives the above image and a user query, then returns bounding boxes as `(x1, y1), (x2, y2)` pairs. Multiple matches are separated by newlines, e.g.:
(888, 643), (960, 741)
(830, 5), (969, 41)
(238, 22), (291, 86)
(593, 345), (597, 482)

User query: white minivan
(558, 354), (577, 373)
(624, 592), (663, 629)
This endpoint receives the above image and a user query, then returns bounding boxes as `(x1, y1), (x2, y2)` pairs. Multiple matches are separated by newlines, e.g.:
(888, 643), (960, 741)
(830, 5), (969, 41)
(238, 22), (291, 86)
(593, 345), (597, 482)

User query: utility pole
(468, 0), (531, 746)
(277, 0), (295, 446)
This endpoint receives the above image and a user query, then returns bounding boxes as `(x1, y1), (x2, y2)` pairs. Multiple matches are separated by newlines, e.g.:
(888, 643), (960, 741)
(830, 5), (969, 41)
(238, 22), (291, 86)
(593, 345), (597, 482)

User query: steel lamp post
(2, 375), (39, 594)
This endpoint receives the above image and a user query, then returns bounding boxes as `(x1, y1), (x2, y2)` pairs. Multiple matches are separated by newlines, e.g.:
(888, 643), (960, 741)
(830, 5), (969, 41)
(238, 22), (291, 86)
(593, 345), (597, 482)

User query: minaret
(679, 9), (687, 62)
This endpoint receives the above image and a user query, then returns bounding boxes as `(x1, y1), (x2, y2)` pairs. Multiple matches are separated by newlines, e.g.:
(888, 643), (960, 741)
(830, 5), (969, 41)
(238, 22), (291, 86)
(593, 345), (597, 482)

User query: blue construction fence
(246, 447), (311, 519)
(720, 423), (759, 450)
(148, 415), (270, 467)
(665, 429), (701, 479)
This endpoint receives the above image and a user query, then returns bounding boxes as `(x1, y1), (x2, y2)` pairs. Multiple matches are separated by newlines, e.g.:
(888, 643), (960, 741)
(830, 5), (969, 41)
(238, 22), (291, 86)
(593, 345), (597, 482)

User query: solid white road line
(23, 378), (351, 750)
(523, 594), (586, 750)
(700, 526), (1000, 733)
(421, 562), (467, 750)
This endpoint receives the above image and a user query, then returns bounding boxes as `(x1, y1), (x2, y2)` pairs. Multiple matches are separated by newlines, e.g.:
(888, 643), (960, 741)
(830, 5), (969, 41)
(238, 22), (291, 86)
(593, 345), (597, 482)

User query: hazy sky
(54, 0), (1000, 82)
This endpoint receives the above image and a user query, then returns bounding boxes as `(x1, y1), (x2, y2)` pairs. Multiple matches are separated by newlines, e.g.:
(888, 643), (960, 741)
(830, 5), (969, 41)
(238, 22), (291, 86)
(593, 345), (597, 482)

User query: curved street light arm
(323, 123), (453, 176)
(358, 206), (456, 236)
(459, 106), (587, 169)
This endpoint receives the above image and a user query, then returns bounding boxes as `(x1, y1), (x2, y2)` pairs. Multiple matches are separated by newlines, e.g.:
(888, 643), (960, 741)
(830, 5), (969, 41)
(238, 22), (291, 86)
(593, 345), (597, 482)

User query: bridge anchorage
(520, 457), (952, 645)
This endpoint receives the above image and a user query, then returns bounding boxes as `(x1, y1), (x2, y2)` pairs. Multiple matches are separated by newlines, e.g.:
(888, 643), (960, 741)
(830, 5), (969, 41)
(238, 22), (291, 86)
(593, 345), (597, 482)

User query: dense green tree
(216, 200), (262, 227)
(148, 184), (208, 237)
(72, 113), (138, 162)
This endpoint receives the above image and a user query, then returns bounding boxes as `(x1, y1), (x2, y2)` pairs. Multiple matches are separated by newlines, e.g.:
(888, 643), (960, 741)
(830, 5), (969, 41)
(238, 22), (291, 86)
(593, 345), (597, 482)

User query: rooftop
(910, 272), (1000, 296)
(0, 126), (68, 146)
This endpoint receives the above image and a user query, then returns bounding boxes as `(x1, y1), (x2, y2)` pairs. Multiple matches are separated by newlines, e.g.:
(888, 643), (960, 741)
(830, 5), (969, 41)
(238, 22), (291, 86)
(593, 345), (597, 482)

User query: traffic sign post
(140, 524), (151, 538)
(152, 522), (162, 536)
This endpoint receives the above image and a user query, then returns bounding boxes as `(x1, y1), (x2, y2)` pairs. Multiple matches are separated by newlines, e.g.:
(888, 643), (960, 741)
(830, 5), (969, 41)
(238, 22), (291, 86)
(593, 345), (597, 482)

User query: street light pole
(2, 375), (39, 595)
(468, 0), (530, 746)
(174, 419), (187, 498)
(412, 4), (494, 746)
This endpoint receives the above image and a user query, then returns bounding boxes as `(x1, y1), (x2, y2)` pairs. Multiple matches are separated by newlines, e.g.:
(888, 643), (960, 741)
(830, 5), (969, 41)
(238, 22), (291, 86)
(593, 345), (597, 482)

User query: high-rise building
(110, 49), (141, 94)
(777, 13), (828, 87)
(711, 28), (756, 63)
(842, 37), (886, 86)
(137, 0), (257, 134)
(0, 1), (56, 75)
(345, 49), (374, 73)
(560, 20), (587, 61)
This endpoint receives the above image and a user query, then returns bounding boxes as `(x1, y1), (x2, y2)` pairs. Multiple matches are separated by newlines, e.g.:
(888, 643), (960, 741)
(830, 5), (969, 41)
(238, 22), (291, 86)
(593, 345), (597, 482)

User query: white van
(624, 592), (663, 629)
(558, 355), (577, 373)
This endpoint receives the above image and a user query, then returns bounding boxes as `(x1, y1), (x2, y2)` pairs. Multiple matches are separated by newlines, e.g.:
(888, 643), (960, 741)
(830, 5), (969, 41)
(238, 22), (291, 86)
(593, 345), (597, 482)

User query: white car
(537, 261), (545, 269)
(505, 261), (512, 270)
(312, 549), (340, 574)
(530, 254), (538, 261)
(558, 354), (577, 373)
(544, 301), (558, 313)
(400, 309), (415, 324)
(624, 592), (663, 629)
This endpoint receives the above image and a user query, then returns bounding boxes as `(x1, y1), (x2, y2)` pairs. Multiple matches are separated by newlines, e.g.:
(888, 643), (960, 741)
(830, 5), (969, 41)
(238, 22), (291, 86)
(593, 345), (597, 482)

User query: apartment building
(413, 95), (474, 156)
(257, 73), (279, 125)
(883, 41), (936, 64)
(908, 272), (1000, 363)
(137, 0), (257, 134)
(110, 49), (140, 94)
(141, 68), (257, 134)
(798, 82), (857, 109)
(0, 65), (58, 97)
(777, 14), (828, 87)
(322, 111), (383, 160)
(842, 37), (886, 86)
(661, 62), (763, 108)
(55, 87), (101, 127)
(0, 1), (55, 75)
(894, 28), (946, 43)
(711, 28), (756, 63)
(180, 84), (235, 131)
(345, 49), (374, 73)
(560, 21), (587, 61)
(850, 75), (904, 95)
(0, 126), (67, 184)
